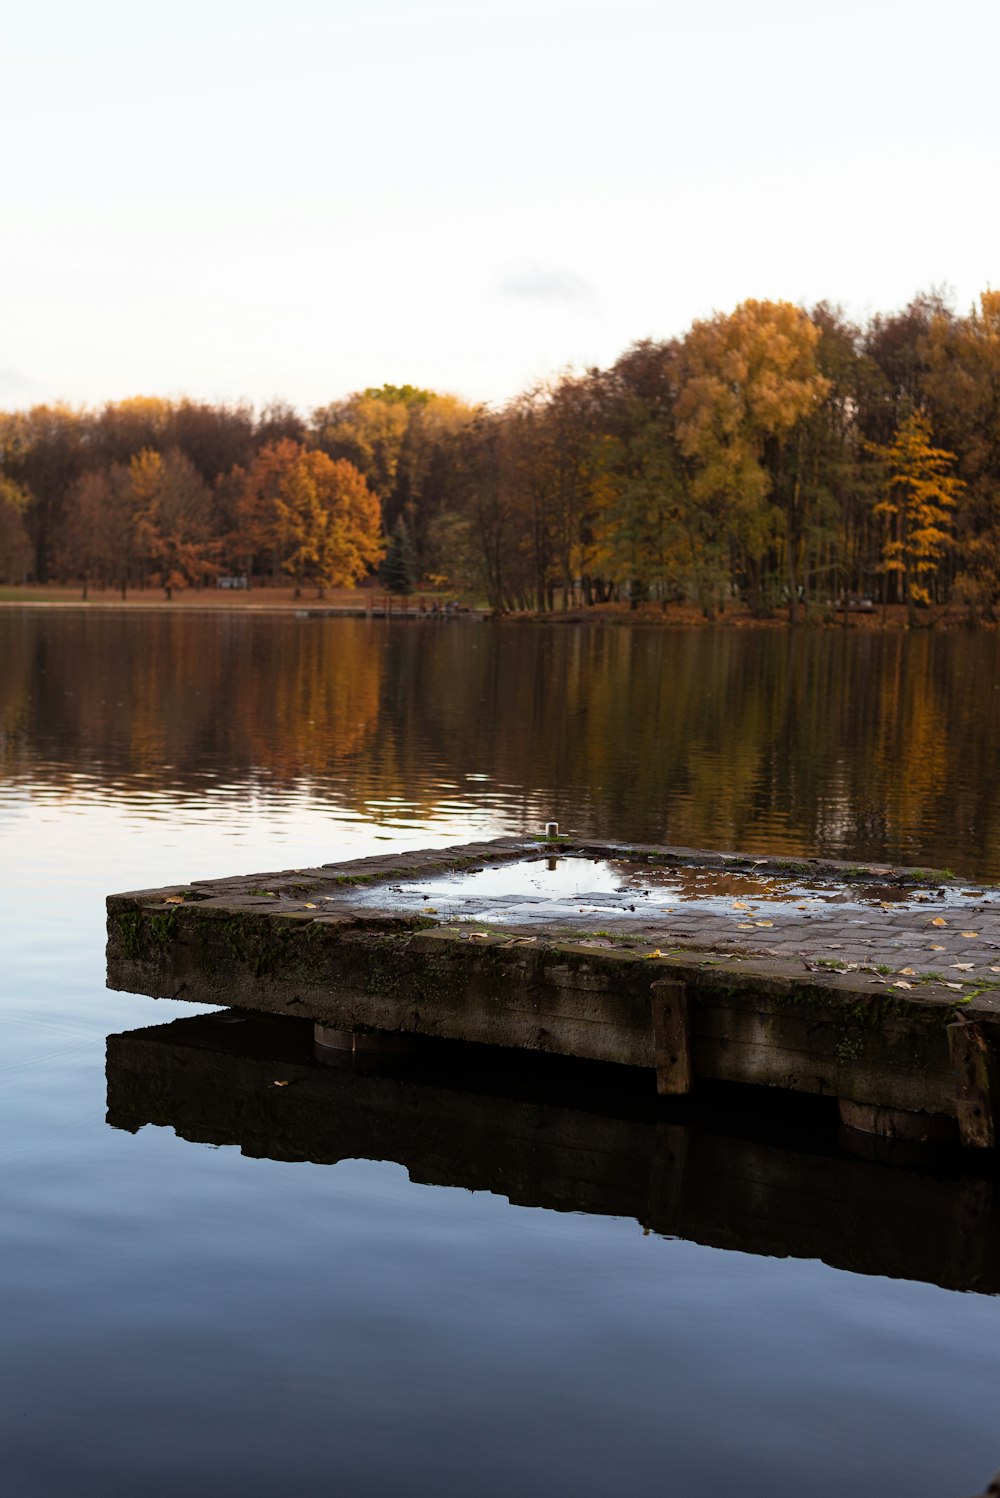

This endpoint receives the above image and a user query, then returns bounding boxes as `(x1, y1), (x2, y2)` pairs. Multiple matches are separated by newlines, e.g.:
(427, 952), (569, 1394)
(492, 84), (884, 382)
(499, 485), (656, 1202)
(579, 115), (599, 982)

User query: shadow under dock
(106, 1010), (1000, 1297)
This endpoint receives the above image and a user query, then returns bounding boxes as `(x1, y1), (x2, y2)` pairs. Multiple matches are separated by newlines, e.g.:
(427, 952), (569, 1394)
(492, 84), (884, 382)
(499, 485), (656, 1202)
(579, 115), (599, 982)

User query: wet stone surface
(343, 850), (1000, 991)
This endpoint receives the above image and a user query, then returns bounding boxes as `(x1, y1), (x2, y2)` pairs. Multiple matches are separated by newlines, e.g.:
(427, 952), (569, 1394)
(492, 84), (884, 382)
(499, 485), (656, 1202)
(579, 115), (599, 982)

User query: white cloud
(497, 264), (600, 310)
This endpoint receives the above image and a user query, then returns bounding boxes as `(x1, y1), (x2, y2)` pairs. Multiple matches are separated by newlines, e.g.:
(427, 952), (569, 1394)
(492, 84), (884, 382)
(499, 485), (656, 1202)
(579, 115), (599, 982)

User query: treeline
(2, 290), (999, 620)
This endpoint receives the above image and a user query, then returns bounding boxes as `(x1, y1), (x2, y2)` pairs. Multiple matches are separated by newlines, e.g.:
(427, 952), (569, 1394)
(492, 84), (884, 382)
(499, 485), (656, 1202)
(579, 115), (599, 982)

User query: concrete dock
(106, 836), (1000, 1148)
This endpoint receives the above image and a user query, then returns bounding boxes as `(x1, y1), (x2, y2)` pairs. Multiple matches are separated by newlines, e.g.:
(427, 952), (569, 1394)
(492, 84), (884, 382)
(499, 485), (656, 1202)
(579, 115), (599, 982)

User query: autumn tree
(130, 448), (216, 599)
(596, 340), (713, 611)
(528, 374), (609, 609)
(233, 438), (303, 584)
(391, 392), (477, 568)
(259, 445), (383, 597)
(924, 291), (1000, 616)
(59, 462), (144, 597)
(871, 413), (963, 623)
(0, 404), (87, 581)
(0, 476), (33, 583)
(311, 389), (414, 501)
(791, 304), (886, 619)
(437, 412), (534, 611)
(255, 399), (307, 448)
(676, 300), (829, 616)
(60, 471), (115, 596)
(861, 291), (952, 444)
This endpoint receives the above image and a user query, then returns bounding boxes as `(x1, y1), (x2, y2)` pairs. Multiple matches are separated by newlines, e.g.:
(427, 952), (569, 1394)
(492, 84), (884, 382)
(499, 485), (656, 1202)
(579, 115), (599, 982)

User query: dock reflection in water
(106, 1012), (1000, 1298)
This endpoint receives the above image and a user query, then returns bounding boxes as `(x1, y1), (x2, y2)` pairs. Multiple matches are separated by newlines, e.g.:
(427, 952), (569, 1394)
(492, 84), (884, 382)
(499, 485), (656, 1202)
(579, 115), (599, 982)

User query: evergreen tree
(382, 516), (416, 594)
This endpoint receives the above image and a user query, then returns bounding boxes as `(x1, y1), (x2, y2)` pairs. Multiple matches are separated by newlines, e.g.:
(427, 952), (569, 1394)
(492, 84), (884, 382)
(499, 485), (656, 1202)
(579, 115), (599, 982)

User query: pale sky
(4, 0), (998, 414)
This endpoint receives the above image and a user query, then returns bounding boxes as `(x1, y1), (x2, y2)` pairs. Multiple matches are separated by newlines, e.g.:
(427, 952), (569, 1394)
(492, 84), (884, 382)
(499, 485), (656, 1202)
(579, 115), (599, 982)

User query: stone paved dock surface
(107, 837), (1000, 1148)
(345, 843), (1000, 982)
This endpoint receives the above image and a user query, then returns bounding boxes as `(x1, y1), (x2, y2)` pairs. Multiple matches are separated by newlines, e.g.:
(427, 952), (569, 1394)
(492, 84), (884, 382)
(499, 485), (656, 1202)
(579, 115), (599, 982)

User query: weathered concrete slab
(106, 1011), (1000, 1295)
(106, 836), (1000, 1143)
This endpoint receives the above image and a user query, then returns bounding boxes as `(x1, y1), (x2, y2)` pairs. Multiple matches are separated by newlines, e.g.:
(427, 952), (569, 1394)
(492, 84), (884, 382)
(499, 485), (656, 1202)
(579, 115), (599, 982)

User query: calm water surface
(4, 611), (1000, 1498)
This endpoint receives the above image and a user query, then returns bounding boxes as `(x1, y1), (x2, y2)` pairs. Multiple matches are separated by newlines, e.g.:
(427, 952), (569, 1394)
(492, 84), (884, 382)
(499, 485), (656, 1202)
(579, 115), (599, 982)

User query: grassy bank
(0, 584), (985, 629)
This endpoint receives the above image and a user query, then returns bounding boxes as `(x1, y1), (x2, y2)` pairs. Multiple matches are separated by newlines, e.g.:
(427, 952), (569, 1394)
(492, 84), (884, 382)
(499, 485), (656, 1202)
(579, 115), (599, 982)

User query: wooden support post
(650, 979), (691, 1096)
(314, 1023), (355, 1052)
(949, 1020), (998, 1149)
(314, 1023), (420, 1061)
(838, 1098), (957, 1145)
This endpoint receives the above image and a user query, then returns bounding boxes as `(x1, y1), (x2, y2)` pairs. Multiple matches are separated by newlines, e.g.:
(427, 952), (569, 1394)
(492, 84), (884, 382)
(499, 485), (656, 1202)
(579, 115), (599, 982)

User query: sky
(3, 0), (998, 414)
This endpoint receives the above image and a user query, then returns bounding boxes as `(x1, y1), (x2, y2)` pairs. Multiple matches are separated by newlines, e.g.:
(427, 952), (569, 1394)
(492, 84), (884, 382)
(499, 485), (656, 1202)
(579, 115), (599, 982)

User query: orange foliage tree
(237, 441), (383, 596)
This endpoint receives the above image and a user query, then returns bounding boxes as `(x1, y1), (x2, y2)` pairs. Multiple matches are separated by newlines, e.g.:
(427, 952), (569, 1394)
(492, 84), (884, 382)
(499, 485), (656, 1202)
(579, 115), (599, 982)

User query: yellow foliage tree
(272, 447), (384, 596)
(871, 413), (963, 621)
(311, 394), (410, 498)
(676, 300), (829, 613)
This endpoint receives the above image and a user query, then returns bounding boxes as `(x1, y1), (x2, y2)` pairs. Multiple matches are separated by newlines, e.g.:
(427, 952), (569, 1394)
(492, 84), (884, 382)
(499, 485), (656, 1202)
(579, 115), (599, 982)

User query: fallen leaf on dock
(962, 931), (979, 938)
(931, 917), (948, 927)
(755, 920), (774, 927)
(991, 965), (1000, 973)
(897, 967), (916, 975)
(930, 944), (945, 951)
(163, 895), (185, 904)
(951, 962), (975, 971)
(893, 980), (913, 989)
(731, 901), (749, 911)
(303, 902), (317, 909)
(272, 1080), (290, 1087)
(460, 931), (492, 941)
(946, 982), (964, 991)
(644, 949), (664, 959)
(737, 923), (754, 930)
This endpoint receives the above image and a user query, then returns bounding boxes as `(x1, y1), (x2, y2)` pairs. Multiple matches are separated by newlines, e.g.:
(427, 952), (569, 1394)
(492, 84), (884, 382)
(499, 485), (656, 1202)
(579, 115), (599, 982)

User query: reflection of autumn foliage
(873, 637), (951, 855)
(4, 614), (1000, 877)
(0, 613), (32, 768)
(234, 622), (383, 775)
(0, 616), (382, 787)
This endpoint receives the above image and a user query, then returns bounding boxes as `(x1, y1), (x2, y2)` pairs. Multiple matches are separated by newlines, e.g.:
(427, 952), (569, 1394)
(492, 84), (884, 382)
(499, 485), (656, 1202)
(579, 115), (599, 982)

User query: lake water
(4, 610), (1000, 1498)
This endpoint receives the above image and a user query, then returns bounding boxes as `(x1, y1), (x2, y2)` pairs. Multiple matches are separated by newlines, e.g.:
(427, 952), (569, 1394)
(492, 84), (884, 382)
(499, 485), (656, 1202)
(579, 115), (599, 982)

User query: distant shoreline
(0, 590), (981, 629)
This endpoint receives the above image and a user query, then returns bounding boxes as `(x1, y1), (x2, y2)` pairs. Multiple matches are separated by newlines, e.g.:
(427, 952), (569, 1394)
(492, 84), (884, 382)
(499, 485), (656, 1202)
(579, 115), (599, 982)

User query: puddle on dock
(350, 856), (998, 926)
